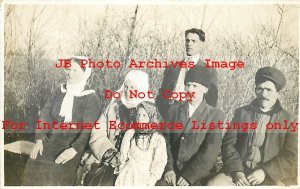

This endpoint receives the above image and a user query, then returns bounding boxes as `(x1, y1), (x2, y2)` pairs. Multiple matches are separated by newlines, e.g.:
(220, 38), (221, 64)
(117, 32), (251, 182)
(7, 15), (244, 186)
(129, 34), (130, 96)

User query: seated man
(208, 67), (298, 186)
(156, 65), (225, 186)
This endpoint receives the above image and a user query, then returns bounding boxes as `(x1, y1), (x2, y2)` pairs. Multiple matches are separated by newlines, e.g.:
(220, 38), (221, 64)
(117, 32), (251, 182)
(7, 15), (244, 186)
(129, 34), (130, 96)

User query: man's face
(185, 33), (202, 56)
(185, 82), (208, 102)
(255, 80), (279, 111)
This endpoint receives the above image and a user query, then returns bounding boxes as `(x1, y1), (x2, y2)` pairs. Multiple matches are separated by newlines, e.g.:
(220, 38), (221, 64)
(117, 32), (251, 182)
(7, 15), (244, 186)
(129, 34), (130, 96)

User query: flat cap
(255, 66), (286, 91)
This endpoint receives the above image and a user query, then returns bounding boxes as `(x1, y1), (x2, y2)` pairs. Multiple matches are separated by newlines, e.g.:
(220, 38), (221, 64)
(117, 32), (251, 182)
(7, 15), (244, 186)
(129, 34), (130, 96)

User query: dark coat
(222, 99), (298, 185)
(22, 86), (101, 186)
(156, 59), (218, 119)
(164, 101), (225, 185)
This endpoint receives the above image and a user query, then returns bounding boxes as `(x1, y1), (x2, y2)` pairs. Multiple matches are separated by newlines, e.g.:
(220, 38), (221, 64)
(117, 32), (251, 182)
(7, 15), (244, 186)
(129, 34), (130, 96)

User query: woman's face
(64, 61), (85, 84)
(136, 107), (150, 123)
(124, 80), (138, 101)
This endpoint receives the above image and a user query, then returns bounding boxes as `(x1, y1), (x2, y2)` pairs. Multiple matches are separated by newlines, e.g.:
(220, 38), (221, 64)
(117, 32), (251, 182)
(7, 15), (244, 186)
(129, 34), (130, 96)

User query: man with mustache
(156, 28), (218, 120)
(208, 67), (298, 186)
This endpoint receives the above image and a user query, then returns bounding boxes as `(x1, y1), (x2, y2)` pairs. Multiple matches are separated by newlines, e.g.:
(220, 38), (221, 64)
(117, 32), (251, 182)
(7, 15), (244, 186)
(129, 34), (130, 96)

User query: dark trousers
(22, 157), (80, 186)
(155, 169), (213, 186)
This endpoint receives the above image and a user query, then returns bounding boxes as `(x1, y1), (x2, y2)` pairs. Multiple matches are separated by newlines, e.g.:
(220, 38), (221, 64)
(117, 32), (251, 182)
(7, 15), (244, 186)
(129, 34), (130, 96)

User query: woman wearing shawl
(84, 70), (151, 185)
(22, 56), (101, 186)
(115, 101), (167, 186)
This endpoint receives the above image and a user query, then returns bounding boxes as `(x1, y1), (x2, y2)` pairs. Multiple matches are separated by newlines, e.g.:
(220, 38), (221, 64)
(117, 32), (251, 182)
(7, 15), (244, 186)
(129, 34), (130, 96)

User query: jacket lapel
(262, 112), (284, 163)
(239, 110), (255, 161)
(173, 102), (189, 140)
(171, 66), (182, 91)
(185, 101), (208, 133)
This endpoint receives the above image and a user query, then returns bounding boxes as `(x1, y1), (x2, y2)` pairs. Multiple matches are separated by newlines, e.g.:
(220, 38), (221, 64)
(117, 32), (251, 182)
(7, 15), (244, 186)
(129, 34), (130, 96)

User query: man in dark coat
(156, 65), (225, 186)
(208, 67), (298, 186)
(156, 28), (218, 120)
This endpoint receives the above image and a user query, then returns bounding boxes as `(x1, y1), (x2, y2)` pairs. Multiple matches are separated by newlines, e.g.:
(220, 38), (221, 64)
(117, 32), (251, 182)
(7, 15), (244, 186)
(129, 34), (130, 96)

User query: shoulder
(165, 103), (182, 120)
(163, 66), (181, 77)
(124, 129), (135, 140)
(170, 102), (186, 113)
(204, 103), (225, 118)
(278, 108), (295, 122)
(85, 92), (98, 99)
(233, 104), (252, 116)
(106, 99), (117, 108)
(125, 129), (135, 134)
(83, 92), (100, 104)
(53, 85), (64, 95)
(103, 101), (117, 118)
(151, 132), (166, 144)
(48, 85), (64, 100)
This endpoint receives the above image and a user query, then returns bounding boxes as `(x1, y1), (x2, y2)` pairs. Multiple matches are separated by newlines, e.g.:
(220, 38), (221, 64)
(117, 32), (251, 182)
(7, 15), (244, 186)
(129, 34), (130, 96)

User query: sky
(3, 2), (299, 59)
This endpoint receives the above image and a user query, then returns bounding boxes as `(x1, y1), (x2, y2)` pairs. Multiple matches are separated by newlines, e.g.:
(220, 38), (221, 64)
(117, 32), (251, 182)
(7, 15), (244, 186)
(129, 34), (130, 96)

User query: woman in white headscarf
(84, 70), (152, 185)
(22, 56), (101, 186)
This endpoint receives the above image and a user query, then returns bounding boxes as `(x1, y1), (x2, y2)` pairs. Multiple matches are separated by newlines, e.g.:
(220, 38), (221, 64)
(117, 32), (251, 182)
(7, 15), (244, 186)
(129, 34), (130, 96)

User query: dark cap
(184, 65), (218, 88)
(255, 67), (286, 91)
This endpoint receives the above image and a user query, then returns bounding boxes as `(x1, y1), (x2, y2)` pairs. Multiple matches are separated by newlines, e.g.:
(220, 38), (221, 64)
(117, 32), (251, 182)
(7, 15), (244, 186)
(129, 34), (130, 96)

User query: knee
(207, 173), (231, 186)
(155, 178), (169, 186)
(207, 176), (218, 186)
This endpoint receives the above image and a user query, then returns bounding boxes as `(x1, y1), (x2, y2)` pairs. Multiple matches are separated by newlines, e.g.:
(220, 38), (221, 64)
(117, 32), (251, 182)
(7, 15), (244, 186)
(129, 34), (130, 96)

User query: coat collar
(249, 98), (283, 116)
(181, 100), (209, 133)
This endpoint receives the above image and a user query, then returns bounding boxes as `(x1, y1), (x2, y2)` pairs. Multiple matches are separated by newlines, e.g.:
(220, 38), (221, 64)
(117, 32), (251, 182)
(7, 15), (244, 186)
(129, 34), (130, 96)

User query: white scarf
(112, 70), (154, 109)
(106, 70), (154, 142)
(59, 56), (95, 123)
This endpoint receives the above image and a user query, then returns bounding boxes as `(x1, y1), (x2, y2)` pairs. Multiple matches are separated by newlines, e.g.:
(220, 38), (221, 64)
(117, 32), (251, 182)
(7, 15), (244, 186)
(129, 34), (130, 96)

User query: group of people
(21, 28), (297, 186)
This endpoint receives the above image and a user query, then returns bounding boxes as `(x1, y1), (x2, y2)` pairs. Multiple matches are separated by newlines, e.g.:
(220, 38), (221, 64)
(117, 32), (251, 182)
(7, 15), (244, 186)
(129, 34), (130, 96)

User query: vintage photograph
(1, 0), (299, 187)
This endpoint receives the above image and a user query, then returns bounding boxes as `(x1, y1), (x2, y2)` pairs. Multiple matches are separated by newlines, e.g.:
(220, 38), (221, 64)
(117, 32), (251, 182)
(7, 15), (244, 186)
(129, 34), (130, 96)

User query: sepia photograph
(1, 0), (299, 187)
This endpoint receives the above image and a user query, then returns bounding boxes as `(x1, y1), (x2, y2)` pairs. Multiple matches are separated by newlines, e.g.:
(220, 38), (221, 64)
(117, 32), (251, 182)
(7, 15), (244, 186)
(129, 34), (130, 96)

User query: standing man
(156, 65), (225, 186)
(156, 28), (218, 120)
(208, 67), (298, 186)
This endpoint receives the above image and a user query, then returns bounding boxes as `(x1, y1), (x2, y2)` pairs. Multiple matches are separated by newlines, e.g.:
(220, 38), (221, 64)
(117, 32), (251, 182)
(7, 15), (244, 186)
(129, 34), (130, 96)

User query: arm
(31, 88), (60, 159)
(71, 93), (101, 152)
(156, 67), (171, 119)
(117, 129), (134, 173)
(163, 106), (177, 173)
(148, 134), (168, 185)
(181, 110), (224, 184)
(35, 88), (60, 141)
(221, 109), (244, 174)
(89, 104), (116, 160)
(156, 67), (170, 101)
(262, 120), (298, 182)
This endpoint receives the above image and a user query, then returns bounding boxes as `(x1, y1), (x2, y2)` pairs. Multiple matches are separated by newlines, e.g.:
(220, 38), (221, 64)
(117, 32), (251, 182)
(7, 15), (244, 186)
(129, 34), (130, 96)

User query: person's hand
(247, 169), (265, 186)
(177, 176), (189, 186)
(109, 152), (120, 168)
(102, 148), (119, 167)
(231, 172), (250, 186)
(163, 171), (176, 186)
(30, 140), (43, 159)
(102, 148), (117, 161)
(55, 147), (77, 164)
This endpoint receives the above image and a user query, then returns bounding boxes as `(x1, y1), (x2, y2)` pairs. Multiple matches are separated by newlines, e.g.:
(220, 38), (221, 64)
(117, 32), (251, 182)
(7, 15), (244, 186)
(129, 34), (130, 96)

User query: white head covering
(112, 70), (154, 109)
(59, 56), (95, 122)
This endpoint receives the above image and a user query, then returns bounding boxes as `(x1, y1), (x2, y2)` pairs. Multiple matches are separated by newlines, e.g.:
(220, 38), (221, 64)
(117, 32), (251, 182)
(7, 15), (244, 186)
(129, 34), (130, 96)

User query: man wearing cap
(208, 67), (298, 186)
(156, 28), (218, 120)
(156, 65), (225, 186)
